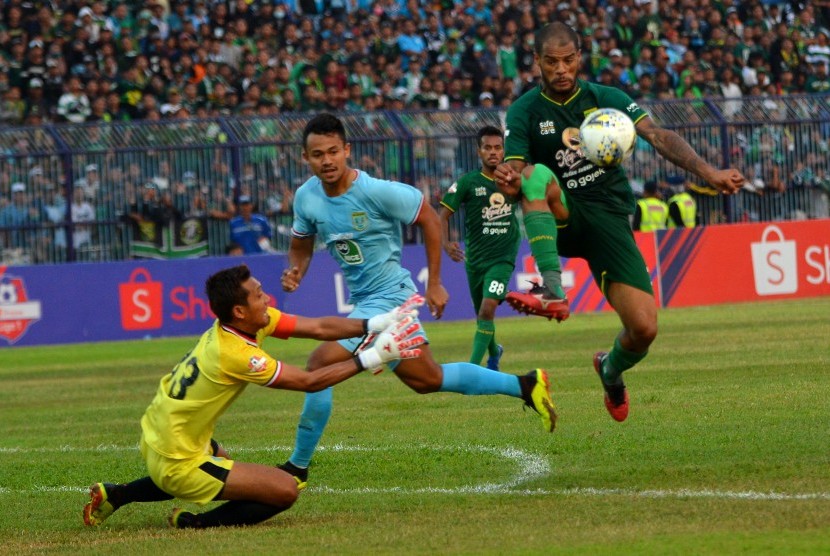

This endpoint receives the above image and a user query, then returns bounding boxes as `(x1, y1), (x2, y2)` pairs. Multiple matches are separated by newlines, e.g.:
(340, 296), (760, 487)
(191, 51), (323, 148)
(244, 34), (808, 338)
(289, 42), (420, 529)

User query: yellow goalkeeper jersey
(141, 307), (294, 459)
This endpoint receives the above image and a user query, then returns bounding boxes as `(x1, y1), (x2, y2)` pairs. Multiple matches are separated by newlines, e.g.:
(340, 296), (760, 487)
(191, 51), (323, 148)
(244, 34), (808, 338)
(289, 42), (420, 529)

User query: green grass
(2, 298), (830, 554)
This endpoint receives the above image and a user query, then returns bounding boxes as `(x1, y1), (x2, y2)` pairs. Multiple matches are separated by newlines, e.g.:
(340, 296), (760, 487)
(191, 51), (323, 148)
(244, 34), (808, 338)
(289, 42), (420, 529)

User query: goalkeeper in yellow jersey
(83, 264), (425, 529)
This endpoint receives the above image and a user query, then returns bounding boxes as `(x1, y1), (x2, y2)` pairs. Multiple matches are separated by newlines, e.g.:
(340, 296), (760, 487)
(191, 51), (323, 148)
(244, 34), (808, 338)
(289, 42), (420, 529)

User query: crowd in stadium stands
(1, 0), (830, 127)
(2, 1), (830, 263)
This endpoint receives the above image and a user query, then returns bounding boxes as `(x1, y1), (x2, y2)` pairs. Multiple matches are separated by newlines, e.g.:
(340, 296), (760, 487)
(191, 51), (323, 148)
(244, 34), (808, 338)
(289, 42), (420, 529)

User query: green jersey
(440, 171), (520, 270)
(504, 80), (648, 215)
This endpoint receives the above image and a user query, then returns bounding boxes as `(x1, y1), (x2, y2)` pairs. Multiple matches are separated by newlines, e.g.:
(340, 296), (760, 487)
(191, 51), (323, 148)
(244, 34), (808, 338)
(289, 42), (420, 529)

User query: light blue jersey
(287, 174), (526, 473)
(292, 170), (424, 302)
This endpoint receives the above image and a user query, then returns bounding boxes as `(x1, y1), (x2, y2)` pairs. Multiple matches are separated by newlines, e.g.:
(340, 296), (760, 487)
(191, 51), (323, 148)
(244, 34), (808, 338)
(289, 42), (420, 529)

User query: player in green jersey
(494, 22), (745, 422)
(439, 126), (522, 371)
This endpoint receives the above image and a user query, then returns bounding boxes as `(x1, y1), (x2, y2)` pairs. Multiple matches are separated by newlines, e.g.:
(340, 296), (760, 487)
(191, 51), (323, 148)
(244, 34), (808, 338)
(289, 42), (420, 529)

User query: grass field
(1, 297), (829, 555)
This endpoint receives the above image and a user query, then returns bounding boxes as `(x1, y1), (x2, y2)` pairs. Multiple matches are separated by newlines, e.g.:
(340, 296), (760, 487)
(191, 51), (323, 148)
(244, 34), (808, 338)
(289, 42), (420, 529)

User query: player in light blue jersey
(277, 114), (558, 484)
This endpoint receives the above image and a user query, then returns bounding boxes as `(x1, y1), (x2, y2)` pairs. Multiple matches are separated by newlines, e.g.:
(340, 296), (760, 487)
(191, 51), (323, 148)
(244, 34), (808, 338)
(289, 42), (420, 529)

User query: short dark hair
(535, 22), (581, 55)
(477, 125), (503, 148)
(302, 112), (347, 148)
(205, 264), (251, 323)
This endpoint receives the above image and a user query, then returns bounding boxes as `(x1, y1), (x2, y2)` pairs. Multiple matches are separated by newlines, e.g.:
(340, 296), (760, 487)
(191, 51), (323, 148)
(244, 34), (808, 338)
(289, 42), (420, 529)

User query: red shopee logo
(119, 268), (163, 330)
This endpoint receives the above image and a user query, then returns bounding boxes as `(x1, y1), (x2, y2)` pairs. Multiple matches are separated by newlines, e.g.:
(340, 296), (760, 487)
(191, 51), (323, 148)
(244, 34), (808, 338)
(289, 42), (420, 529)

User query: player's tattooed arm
(635, 117), (745, 194)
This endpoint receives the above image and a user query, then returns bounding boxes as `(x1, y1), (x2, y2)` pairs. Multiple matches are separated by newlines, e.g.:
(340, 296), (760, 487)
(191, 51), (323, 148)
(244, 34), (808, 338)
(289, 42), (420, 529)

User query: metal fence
(1, 95), (829, 265)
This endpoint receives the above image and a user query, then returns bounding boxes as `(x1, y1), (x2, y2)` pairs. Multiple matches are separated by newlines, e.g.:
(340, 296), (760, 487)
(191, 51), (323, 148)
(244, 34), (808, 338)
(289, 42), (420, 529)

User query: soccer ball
(578, 108), (637, 167)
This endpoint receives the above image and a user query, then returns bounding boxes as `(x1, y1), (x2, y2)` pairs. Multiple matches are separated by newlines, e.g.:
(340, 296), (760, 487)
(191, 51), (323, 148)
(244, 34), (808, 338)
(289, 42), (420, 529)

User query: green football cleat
(522, 368), (558, 432)
(83, 483), (116, 526)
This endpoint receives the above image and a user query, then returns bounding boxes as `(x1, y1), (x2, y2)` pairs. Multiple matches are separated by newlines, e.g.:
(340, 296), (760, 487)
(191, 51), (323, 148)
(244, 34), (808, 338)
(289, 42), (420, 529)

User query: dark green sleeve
(504, 102), (532, 163)
(440, 174), (467, 212)
(597, 87), (649, 125)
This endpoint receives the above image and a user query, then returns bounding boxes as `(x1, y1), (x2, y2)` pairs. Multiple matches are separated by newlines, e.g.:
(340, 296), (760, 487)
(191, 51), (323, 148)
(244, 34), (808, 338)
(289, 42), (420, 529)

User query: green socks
(470, 319), (495, 365)
(602, 337), (647, 384)
(524, 211), (565, 298)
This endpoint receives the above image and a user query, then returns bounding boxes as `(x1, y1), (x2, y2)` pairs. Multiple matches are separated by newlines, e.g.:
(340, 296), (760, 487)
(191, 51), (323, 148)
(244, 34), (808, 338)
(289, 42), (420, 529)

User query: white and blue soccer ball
(578, 108), (637, 167)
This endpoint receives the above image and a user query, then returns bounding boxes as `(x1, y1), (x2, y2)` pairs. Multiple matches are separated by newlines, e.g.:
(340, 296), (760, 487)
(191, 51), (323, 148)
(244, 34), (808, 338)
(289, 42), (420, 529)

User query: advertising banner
(0, 257), (285, 347)
(658, 220), (830, 307)
(1, 219), (828, 347)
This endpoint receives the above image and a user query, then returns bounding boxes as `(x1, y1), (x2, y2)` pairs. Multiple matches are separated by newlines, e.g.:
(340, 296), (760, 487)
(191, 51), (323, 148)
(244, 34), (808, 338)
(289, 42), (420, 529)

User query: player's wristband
(353, 355), (366, 372)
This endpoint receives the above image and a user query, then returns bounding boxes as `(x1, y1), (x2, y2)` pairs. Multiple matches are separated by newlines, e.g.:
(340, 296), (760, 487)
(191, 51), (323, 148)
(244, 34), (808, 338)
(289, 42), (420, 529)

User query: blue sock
(288, 387), (333, 469)
(438, 362), (522, 397)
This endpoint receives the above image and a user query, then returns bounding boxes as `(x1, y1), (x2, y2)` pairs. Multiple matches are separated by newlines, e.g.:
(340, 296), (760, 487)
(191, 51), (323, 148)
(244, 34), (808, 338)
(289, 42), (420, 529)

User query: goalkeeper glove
(365, 293), (425, 333)
(357, 316), (425, 373)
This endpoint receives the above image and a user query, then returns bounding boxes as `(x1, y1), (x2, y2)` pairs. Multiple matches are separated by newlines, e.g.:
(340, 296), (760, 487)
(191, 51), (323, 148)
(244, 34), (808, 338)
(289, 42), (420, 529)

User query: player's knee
(306, 351), (327, 371)
(398, 361), (443, 394)
(520, 164), (553, 202)
(407, 375), (442, 394)
(477, 304), (497, 321)
(267, 480), (300, 508)
(630, 319), (658, 347)
(412, 383), (439, 394)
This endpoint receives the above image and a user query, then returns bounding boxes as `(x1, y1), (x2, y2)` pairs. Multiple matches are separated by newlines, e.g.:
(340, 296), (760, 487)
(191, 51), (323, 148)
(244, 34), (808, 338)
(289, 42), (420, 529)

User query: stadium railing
(1, 95), (828, 265)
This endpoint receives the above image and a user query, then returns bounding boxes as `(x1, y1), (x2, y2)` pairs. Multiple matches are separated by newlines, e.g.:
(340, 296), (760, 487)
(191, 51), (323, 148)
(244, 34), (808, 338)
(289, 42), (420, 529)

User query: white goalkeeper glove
(365, 293), (425, 333)
(355, 293), (425, 359)
(356, 316), (425, 374)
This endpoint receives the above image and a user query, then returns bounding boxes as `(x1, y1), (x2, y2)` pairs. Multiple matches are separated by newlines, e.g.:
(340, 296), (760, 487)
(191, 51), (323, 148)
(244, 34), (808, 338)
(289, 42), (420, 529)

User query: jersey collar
(539, 81), (582, 106)
(220, 323), (257, 346)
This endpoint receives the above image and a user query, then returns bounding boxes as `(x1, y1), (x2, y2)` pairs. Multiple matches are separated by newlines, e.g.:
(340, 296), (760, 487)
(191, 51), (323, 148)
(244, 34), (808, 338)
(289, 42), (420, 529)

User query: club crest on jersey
(248, 355), (267, 373)
(335, 239), (364, 265)
(539, 120), (556, 135)
(351, 211), (368, 231)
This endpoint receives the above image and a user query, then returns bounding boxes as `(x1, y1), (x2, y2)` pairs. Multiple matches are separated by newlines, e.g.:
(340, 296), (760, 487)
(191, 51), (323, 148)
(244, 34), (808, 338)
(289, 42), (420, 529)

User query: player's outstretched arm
(289, 293), (424, 341)
(635, 117), (745, 194)
(275, 318), (426, 392)
(281, 236), (314, 292)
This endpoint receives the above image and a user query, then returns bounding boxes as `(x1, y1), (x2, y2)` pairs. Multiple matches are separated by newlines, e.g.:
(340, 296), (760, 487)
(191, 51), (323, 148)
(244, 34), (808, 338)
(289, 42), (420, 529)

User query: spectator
(0, 0), (824, 131)
(57, 76), (91, 123)
(0, 86), (25, 125)
(632, 180), (668, 232)
(41, 183), (67, 256)
(667, 179), (698, 228)
(229, 195), (274, 254)
(1, 182), (41, 249)
(70, 187), (96, 250)
(806, 60), (830, 93)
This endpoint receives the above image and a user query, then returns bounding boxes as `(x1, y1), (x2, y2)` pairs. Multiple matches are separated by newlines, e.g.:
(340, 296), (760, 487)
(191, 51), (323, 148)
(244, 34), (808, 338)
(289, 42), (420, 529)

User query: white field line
(1, 444), (828, 502)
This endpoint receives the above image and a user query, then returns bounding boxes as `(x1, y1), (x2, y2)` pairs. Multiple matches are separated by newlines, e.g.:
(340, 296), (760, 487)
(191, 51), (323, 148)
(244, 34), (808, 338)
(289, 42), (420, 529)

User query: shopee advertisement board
(0, 257), (286, 347)
(1, 219), (828, 347)
(657, 220), (830, 307)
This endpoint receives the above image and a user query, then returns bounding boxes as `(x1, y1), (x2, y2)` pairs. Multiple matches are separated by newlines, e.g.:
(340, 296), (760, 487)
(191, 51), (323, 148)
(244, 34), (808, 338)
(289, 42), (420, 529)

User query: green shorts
(466, 261), (515, 313)
(557, 203), (653, 296)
